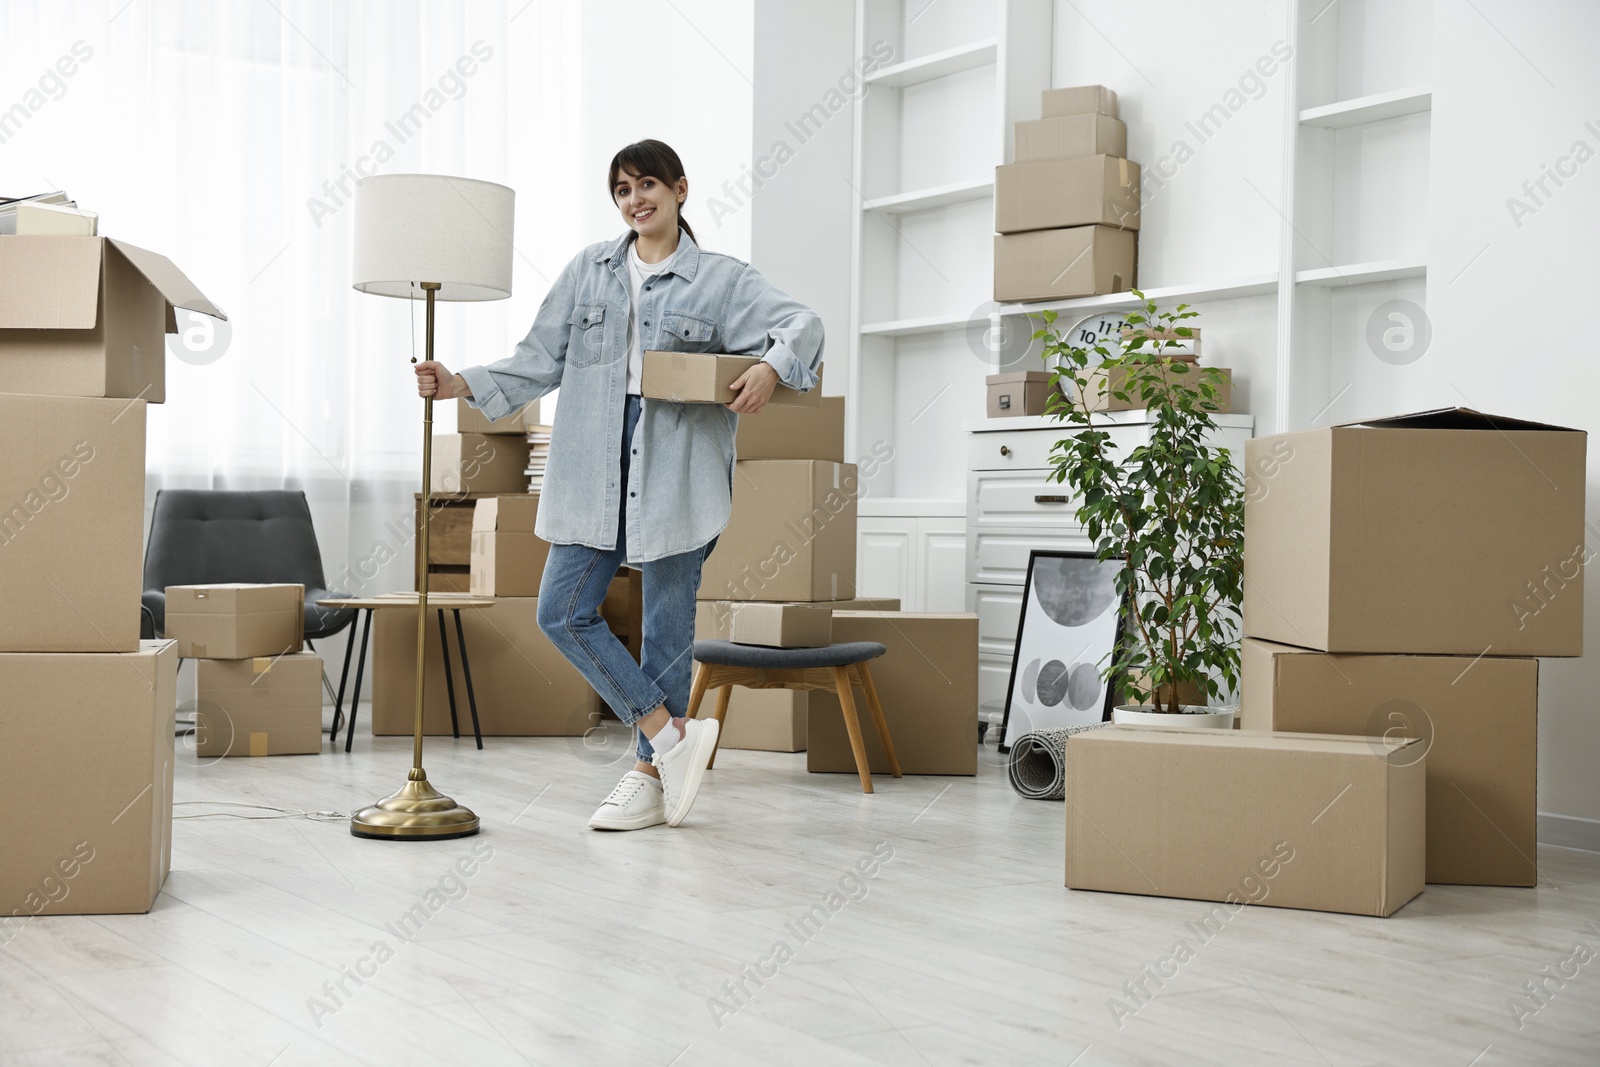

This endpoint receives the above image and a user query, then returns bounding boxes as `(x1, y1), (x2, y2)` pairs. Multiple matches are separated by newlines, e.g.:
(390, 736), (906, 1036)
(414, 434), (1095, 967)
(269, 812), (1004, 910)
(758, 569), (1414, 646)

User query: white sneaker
(588, 770), (665, 831)
(655, 717), (720, 827)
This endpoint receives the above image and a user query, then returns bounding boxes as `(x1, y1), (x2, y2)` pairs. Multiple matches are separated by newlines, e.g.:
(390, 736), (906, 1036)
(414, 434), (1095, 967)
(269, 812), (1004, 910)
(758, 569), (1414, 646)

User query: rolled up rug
(1007, 722), (1112, 800)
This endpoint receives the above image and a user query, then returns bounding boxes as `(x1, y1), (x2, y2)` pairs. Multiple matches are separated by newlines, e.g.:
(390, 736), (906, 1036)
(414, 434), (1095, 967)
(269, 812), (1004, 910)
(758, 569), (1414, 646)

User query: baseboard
(1538, 812), (1600, 853)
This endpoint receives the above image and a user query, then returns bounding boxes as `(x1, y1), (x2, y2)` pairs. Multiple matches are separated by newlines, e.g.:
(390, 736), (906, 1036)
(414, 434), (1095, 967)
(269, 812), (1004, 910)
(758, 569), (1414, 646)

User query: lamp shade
(351, 174), (514, 301)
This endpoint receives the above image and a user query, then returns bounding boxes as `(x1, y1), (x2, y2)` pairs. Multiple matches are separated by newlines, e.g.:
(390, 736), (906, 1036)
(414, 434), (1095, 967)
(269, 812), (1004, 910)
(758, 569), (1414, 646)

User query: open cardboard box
(0, 235), (226, 403)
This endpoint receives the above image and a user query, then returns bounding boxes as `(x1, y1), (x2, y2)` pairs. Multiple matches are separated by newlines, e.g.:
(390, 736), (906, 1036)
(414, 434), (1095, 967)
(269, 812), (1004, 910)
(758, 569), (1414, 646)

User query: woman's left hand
(726, 361), (781, 414)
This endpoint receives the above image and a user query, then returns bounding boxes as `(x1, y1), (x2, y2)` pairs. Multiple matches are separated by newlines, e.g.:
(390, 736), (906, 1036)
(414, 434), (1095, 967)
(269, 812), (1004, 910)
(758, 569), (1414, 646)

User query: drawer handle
(999, 445), (1010, 457)
(1034, 494), (1069, 504)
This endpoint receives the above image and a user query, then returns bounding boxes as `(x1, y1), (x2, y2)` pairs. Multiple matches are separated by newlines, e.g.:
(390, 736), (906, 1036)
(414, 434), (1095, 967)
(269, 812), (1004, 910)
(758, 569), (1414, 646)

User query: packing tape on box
(1006, 723), (1112, 800)
(1118, 157), (1130, 189)
(251, 657), (274, 674)
(249, 732), (269, 757)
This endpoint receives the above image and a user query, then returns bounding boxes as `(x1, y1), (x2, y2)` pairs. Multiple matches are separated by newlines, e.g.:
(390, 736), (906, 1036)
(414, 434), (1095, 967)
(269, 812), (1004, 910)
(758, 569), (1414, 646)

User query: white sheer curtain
(2, 0), (752, 672)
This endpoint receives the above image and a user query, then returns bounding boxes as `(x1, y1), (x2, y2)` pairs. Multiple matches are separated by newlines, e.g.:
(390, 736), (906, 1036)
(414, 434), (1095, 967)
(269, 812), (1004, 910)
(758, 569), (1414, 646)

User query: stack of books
(524, 424), (551, 493)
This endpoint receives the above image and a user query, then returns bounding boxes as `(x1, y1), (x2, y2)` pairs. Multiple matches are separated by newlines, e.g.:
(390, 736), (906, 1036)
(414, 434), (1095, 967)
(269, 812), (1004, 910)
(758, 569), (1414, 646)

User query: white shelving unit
(847, 0), (1053, 518)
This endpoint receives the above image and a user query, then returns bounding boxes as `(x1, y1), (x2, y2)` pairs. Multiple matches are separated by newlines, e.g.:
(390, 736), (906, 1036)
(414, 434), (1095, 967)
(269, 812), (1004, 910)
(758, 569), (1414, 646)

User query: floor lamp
(348, 173), (515, 840)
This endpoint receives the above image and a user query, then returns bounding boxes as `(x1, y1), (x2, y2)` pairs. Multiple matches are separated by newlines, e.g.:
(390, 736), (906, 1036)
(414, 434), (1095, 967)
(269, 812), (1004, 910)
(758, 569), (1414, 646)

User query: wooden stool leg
(830, 665), (874, 794)
(686, 661), (712, 718)
(706, 685), (732, 769)
(857, 662), (901, 778)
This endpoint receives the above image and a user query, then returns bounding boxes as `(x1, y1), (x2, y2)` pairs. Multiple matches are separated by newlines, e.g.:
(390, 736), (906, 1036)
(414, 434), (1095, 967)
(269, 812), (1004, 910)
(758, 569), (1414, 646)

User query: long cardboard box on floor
(371, 596), (599, 736)
(808, 611), (978, 776)
(1241, 637), (1537, 886)
(698, 459), (857, 603)
(1, 641), (177, 916)
(163, 583), (304, 659)
(1065, 726), (1425, 917)
(694, 596), (900, 752)
(1, 393), (146, 653)
(195, 652), (323, 757)
(1242, 407), (1586, 656)
(0, 235), (226, 404)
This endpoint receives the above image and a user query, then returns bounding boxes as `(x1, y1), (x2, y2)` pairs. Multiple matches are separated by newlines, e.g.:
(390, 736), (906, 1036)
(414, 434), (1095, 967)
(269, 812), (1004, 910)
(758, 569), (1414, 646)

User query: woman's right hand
(415, 361), (459, 399)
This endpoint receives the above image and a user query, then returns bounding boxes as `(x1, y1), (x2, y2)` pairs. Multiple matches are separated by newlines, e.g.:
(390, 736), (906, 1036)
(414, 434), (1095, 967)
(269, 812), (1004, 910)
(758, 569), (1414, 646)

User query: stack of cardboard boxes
(1239, 408), (1585, 889)
(0, 233), (224, 915)
(993, 84), (1140, 306)
(1065, 407), (1585, 918)
(988, 84), (1141, 417)
(432, 398), (534, 496)
(163, 584), (320, 757)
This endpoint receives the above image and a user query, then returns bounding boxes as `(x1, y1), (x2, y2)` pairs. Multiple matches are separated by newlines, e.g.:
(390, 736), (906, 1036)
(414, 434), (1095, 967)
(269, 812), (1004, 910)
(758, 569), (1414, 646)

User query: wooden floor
(3, 714), (1598, 1067)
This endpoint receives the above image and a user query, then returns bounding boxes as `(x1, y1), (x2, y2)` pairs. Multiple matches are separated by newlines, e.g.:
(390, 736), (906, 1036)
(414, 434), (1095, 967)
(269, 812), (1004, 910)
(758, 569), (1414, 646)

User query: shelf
(865, 38), (998, 89)
(1299, 87), (1431, 129)
(863, 179), (993, 216)
(965, 412), (1256, 433)
(994, 272), (1278, 318)
(1294, 257), (1426, 286)
(859, 311), (974, 337)
(858, 497), (966, 518)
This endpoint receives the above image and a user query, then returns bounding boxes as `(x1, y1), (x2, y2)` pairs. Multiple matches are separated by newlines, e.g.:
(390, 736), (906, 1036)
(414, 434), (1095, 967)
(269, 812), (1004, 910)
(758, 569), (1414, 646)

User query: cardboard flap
(1341, 406), (1581, 434)
(0, 235), (104, 328)
(107, 239), (228, 324)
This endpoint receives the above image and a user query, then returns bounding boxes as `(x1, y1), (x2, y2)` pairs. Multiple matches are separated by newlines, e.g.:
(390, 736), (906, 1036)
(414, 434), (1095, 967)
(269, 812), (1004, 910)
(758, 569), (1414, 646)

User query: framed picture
(999, 549), (1125, 750)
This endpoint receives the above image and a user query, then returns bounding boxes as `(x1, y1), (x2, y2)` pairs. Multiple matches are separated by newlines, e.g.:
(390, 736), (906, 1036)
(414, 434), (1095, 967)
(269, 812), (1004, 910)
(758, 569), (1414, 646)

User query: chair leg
(705, 685), (732, 770)
(856, 662), (901, 779)
(686, 661), (712, 718)
(830, 665), (874, 794)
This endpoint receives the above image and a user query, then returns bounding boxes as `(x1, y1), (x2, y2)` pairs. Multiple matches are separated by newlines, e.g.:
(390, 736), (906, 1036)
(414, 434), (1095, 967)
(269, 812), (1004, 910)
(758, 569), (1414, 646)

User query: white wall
(1425, 0), (1600, 834)
(749, 0), (856, 396)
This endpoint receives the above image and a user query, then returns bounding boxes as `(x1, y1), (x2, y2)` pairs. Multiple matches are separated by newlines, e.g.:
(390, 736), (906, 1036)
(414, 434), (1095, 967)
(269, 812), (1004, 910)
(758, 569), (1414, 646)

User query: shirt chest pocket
(658, 311), (717, 352)
(567, 303), (608, 367)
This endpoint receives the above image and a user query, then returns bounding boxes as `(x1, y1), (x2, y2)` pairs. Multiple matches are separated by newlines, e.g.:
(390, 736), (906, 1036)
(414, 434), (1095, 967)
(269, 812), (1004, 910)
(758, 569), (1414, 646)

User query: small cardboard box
(1241, 637), (1537, 887)
(0, 393), (146, 654)
(994, 226), (1137, 303)
(641, 351), (821, 407)
(808, 611), (979, 776)
(458, 397), (541, 435)
(430, 433), (532, 495)
(994, 156), (1140, 234)
(0, 640), (176, 915)
(1065, 726), (1426, 917)
(469, 496), (548, 597)
(725, 602), (834, 648)
(1242, 408), (1587, 656)
(195, 652), (323, 757)
(1041, 84), (1118, 118)
(0, 236), (226, 404)
(698, 460), (857, 602)
(163, 584), (304, 660)
(696, 596), (902, 640)
(372, 596), (600, 736)
(1074, 365), (1232, 413)
(1013, 113), (1127, 161)
(986, 371), (1057, 417)
(736, 394), (845, 461)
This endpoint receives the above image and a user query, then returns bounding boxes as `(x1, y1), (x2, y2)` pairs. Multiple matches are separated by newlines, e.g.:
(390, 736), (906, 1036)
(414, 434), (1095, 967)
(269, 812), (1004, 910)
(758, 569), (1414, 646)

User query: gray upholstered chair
(686, 639), (901, 793)
(141, 490), (355, 695)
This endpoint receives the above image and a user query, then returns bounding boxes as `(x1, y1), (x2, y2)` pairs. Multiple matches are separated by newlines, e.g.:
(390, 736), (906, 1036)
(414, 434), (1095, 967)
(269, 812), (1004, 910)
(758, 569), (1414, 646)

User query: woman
(415, 139), (823, 831)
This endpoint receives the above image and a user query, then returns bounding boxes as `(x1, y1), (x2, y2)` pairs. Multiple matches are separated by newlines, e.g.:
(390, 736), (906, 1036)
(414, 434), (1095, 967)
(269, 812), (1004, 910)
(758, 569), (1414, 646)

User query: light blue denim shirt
(459, 227), (824, 563)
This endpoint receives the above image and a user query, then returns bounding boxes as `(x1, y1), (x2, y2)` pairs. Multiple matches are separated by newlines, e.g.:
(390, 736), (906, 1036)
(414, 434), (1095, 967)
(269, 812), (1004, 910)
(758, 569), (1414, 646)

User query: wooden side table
(316, 593), (495, 752)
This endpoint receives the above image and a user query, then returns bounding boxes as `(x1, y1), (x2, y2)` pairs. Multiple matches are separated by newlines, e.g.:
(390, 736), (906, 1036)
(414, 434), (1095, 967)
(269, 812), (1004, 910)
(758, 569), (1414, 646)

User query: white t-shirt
(625, 240), (680, 395)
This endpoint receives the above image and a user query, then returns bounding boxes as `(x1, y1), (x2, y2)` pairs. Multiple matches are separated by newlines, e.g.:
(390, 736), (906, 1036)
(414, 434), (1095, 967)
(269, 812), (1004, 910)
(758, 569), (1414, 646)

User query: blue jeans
(537, 394), (716, 762)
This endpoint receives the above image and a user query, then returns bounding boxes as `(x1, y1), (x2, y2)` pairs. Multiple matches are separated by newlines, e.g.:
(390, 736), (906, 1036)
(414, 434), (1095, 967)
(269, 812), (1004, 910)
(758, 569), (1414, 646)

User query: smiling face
(614, 167), (686, 240)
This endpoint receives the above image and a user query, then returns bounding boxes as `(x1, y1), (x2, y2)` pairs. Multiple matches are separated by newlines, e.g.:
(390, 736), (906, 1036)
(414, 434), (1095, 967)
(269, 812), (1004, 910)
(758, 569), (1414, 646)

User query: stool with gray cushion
(687, 639), (902, 793)
(141, 490), (355, 704)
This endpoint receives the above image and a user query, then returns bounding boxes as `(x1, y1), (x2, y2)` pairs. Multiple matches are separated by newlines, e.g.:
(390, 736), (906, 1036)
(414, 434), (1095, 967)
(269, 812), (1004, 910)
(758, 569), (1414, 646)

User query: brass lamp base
(350, 769), (480, 840)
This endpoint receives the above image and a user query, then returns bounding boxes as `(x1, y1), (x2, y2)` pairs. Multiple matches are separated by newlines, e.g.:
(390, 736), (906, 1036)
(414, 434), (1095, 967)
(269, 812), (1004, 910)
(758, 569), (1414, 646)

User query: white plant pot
(1111, 704), (1235, 729)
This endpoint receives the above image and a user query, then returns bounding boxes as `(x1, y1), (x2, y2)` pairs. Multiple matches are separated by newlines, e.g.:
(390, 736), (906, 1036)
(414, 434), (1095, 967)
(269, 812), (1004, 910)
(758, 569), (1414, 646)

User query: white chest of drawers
(964, 411), (1255, 731)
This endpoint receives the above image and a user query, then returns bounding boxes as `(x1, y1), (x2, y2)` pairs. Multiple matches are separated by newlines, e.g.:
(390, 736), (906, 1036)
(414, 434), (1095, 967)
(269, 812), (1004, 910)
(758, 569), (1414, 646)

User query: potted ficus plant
(1033, 292), (1243, 727)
